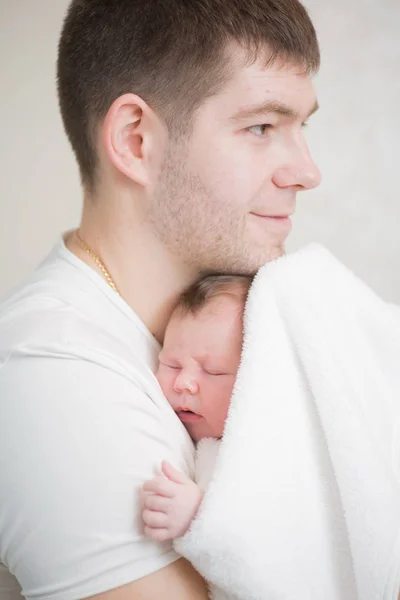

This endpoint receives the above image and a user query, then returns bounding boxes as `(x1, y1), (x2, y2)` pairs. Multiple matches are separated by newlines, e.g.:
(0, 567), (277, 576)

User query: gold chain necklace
(75, 231), (120, 296)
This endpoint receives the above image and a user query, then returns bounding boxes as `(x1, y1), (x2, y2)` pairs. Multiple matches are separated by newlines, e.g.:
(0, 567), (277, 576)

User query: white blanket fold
(175, 244), (400, 600)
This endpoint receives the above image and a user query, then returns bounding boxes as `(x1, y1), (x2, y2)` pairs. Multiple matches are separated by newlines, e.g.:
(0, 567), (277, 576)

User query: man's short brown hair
(57, 0), (320, 191)
(179, 274), (253, 316)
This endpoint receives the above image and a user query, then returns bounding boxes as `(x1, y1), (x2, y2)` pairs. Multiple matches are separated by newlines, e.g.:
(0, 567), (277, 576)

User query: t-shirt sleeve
(0, 355), (192, 600)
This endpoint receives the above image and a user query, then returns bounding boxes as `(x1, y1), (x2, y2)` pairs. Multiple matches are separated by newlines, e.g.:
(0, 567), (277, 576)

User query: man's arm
(88, 559), (208, 599)
(0, 353), (198, 599)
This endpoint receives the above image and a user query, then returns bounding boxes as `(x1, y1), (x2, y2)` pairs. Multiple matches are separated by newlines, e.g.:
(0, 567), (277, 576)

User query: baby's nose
(173, 370), (199, 395)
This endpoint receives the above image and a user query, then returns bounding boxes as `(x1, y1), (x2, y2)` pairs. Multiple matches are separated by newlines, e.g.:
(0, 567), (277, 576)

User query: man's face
(150, 48), (321, 275)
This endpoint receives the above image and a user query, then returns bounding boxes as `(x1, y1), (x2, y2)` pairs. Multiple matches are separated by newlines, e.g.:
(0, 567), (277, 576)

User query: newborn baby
(142, 274), (251, 542)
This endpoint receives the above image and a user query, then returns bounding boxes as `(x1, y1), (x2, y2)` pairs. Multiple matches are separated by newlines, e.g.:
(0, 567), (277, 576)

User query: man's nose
(173, 370), (199, 395)
(272, 140), (322, 191)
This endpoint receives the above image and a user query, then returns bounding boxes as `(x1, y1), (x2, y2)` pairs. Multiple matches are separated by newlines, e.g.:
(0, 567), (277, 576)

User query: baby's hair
(179, 274), (253, 316)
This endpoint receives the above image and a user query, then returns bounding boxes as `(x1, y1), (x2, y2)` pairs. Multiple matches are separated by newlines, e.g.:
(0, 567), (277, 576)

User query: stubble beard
(148, 144), (286, 276)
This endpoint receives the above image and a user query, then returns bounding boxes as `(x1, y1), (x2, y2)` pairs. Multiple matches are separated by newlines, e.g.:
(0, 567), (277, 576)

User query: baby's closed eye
(203, 368), (231, 376)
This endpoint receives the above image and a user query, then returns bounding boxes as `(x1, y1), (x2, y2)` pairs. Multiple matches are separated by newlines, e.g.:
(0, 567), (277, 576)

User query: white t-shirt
(0, 237), (195, 600)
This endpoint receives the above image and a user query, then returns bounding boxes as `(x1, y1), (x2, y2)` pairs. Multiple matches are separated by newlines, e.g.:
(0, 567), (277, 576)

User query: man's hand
(142, 461), (203, 541)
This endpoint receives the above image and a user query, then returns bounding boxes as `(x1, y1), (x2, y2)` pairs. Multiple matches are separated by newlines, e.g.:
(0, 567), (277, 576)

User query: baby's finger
(143, 476), (175, 497)
(143, 493), (170, 513)
(142, 508), (169, 529)
(161, 460), (189, 484)
(144, 526), (173, 542)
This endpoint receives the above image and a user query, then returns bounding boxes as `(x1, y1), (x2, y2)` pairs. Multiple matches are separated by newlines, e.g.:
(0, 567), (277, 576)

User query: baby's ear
(161, 460), (188, 484)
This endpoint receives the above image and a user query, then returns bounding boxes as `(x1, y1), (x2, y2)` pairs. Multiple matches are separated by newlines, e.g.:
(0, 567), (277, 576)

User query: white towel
(175, 244), (400, 600)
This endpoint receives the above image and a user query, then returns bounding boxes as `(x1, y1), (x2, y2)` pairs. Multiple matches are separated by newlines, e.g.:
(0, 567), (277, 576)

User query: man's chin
(197, 240), (286, 277)
(266, 243), (286, 263)
(253, 242), (286, 270)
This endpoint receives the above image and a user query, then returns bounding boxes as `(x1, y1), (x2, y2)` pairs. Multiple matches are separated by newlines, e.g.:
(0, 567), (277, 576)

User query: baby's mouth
(177, 410), (203, 423)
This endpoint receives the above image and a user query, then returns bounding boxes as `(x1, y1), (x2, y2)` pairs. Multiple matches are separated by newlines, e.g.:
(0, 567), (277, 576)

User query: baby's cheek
(156, 370), (174, 403)
(219, 394), (232, 426)
(209, 384), (233, 436)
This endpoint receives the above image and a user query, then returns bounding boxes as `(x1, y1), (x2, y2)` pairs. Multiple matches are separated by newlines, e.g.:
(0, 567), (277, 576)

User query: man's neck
(66, 199), (198, 344)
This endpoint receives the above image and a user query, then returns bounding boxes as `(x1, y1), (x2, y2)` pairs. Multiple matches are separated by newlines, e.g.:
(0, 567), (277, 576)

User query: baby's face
(156, 295), (243, 441)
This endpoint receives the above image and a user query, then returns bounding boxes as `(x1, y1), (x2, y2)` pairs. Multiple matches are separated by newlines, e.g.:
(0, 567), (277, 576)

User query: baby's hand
(142, 460), (203, 542)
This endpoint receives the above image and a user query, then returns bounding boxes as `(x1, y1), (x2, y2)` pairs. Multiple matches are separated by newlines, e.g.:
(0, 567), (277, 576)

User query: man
(0, 0), (321, 598)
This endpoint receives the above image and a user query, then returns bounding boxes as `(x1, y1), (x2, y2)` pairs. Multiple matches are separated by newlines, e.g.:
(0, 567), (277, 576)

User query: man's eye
(248, 124), (273, 137)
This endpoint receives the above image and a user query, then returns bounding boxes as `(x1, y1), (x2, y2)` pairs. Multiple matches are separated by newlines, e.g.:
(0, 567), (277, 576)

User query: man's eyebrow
(230, 99), (319, 122)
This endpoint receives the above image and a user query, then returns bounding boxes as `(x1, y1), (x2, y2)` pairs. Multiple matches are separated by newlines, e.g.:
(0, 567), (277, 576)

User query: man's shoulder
(0, 247), (159, 386)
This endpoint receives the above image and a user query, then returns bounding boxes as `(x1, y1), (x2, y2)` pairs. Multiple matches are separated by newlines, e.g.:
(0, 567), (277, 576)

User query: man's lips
(177, 410), (203, 423)
(251, 212), (292, 219)
(250, 212), (293, 228)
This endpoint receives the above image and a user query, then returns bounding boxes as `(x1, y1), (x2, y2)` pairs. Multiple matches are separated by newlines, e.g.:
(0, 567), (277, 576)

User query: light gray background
(0, 1), (399, 301)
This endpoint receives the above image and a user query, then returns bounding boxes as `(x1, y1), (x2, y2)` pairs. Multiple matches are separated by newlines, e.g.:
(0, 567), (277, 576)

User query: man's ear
(102, 93), (166, 187)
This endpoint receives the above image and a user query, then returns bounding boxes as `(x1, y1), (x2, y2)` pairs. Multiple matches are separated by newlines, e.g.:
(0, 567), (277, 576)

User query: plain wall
(0, 0), (399, 301)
